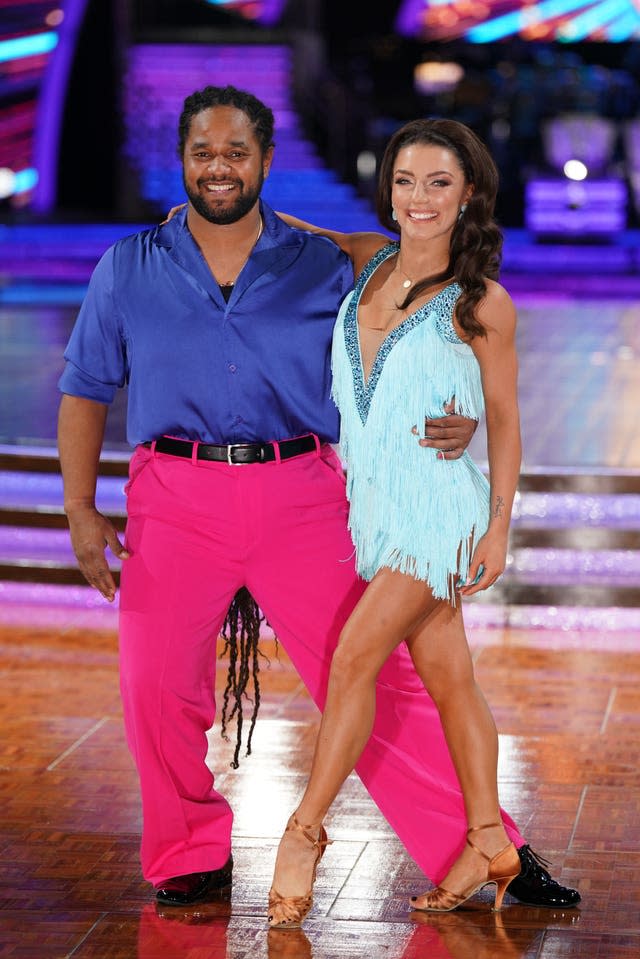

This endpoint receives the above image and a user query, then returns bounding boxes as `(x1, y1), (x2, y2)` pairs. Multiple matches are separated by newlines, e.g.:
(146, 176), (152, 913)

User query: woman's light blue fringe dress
(332, 244), (490, 604)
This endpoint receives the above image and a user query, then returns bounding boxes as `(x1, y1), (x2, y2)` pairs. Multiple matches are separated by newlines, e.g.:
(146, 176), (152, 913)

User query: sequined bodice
(341, 244), (465, 424)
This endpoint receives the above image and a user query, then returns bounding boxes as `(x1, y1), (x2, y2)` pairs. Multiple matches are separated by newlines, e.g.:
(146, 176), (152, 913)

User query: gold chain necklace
(393, 254), (449, 296)
(220, 217), (263, 287)
(394, 254), (413, 289)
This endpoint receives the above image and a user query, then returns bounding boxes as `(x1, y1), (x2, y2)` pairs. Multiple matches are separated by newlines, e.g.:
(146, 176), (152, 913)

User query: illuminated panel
(0, 2), (87, 209)
(525, 177), (627, 233)
(395, 0), (640, 41)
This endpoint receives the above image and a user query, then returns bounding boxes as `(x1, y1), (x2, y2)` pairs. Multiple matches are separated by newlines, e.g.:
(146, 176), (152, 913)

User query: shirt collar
(153, 199), (303, 252)
(151, 199), (309, 303)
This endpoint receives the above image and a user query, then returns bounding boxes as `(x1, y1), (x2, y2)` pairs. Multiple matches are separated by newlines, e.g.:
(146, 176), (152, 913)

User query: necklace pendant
(402, 278), (412, 289)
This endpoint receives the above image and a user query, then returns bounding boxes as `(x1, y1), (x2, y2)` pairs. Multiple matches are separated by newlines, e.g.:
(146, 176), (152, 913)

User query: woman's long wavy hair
(376, 118), (502, 339)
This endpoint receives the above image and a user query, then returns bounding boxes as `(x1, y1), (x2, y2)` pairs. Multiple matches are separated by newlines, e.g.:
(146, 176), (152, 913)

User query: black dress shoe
(155, 854), (233, 905)
(507, 845), (581, 907)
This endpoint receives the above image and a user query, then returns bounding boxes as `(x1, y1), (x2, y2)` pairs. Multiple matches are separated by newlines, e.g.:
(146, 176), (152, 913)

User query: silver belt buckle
(227, 444), (243, 466)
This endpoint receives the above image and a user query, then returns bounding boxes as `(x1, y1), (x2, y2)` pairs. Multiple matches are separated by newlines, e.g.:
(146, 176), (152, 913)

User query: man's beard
(184, 172), (264, 225)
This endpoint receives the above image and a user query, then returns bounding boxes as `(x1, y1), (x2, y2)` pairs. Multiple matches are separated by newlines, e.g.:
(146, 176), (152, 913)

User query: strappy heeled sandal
(268, 813), (332, 928)
(410, 821), (521, 913)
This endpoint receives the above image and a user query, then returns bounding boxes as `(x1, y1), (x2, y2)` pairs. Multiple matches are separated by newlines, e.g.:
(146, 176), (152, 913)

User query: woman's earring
(391, 208), (398, 221)
(458, 203), (467, 220)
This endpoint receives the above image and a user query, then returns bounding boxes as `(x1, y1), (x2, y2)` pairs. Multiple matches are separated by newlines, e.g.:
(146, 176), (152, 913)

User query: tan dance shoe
(267, 814), (332, 929)
(410, 822), (521, 913)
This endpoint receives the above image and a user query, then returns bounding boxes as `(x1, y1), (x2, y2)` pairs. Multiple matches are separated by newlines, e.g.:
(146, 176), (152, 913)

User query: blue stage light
(467, 0), (591, 43)
(557, 0), (628, 41)
(605, 9), (640, 39)
(397, 0), (640, 42)
(14, 168), (39, 193)
(0, 32), (58, 65)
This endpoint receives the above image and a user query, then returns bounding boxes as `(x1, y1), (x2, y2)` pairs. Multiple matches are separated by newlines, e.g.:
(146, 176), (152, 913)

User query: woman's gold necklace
(393, 254), (450, 298)
(395, 257), (413, 289)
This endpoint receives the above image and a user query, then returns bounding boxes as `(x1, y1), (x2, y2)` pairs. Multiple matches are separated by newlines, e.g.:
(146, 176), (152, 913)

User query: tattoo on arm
(493, 496), (505, 518)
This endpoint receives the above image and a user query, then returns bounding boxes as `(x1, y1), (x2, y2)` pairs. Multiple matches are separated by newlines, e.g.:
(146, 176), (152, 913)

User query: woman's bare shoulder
(351, 233), (392, 274)
(477, 279), (517, 334)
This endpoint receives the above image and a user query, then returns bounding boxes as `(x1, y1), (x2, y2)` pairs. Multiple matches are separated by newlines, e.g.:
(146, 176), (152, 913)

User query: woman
(268, 118), (522, 927)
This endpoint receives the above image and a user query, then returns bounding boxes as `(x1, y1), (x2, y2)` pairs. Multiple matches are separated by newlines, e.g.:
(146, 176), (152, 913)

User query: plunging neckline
(356, 253), (456, 387)
(340, 245), (461, 425)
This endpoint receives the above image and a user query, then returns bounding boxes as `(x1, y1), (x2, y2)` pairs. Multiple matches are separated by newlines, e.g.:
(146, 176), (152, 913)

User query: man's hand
(66, 505), (129, 602)
(415, 400), (478, 460)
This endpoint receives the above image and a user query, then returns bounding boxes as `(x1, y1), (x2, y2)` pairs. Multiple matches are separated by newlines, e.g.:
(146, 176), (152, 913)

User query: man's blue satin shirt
(58, 203), (354, 446)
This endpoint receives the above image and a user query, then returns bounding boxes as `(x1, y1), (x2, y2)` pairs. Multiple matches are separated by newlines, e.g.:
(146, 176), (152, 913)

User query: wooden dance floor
(0, 622), (638, 957)
(0, 252), (639, 957)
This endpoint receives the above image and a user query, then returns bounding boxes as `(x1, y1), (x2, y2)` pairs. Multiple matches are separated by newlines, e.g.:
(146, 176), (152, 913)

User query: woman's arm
(161, 205), (389, 274)
(461, 280), (521, 595)
(276, 212), (390, 274)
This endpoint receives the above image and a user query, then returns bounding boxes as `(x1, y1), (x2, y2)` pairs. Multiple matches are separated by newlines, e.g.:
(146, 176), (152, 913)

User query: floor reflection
(267, 928), (314, 959)
(139, 903), (314, 959)
(139, 901), (231, 958)
(406, 906), (581, 959)
(137, 898), (581, 959)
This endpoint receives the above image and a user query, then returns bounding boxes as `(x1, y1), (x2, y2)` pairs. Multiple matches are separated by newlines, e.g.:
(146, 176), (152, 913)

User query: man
(58, 85), (579, 910)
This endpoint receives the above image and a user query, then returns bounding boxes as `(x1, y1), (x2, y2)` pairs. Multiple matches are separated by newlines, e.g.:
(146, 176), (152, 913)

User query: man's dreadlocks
(219, 587), (275, 769)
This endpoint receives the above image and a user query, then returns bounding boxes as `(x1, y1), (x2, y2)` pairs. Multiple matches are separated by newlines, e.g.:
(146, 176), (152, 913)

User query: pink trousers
(119, 441), (523, 886)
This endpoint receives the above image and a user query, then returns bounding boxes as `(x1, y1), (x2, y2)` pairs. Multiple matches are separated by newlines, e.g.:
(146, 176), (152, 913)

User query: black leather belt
(146, 434), (318, 465)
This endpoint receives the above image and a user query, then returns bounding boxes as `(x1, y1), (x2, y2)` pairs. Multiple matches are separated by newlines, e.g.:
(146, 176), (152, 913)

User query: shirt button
(228, 363), (237, 373)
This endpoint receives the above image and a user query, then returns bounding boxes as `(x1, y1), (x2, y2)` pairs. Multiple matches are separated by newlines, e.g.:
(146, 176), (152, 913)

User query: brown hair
(376, 118), (502, 339)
